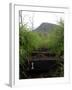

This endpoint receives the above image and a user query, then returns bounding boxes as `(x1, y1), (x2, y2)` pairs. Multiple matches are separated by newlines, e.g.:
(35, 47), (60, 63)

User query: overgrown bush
(19, 25), (43, 64)
(47, 20), (64, 56)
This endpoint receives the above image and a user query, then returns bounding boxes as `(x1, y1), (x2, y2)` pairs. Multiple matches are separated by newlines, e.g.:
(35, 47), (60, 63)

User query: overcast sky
(20, 11), (64, 29)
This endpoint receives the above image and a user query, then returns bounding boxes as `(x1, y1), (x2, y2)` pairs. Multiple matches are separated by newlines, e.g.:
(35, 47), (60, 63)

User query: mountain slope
(33, 23), (57, 33)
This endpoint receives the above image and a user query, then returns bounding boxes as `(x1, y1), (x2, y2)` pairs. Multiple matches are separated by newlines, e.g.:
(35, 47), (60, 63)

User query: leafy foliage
(47, 20), (64, 56)
(19, 25), (42, 64)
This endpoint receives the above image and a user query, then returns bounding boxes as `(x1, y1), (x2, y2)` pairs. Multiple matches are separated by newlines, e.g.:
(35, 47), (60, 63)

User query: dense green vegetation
(19, 24), (42, 64)
(47, 20), (64, 56)
(19, 20), (64, 78)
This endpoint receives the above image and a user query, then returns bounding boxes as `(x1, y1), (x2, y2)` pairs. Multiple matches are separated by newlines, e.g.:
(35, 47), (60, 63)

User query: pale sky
(20, 11), (64, 29)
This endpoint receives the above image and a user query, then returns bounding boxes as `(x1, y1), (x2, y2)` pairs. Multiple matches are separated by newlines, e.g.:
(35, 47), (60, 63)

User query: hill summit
(33, 23), (57, 33)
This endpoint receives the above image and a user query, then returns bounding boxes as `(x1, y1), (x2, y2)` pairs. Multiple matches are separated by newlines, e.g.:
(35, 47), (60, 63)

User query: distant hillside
(33, 23), (57, 33)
